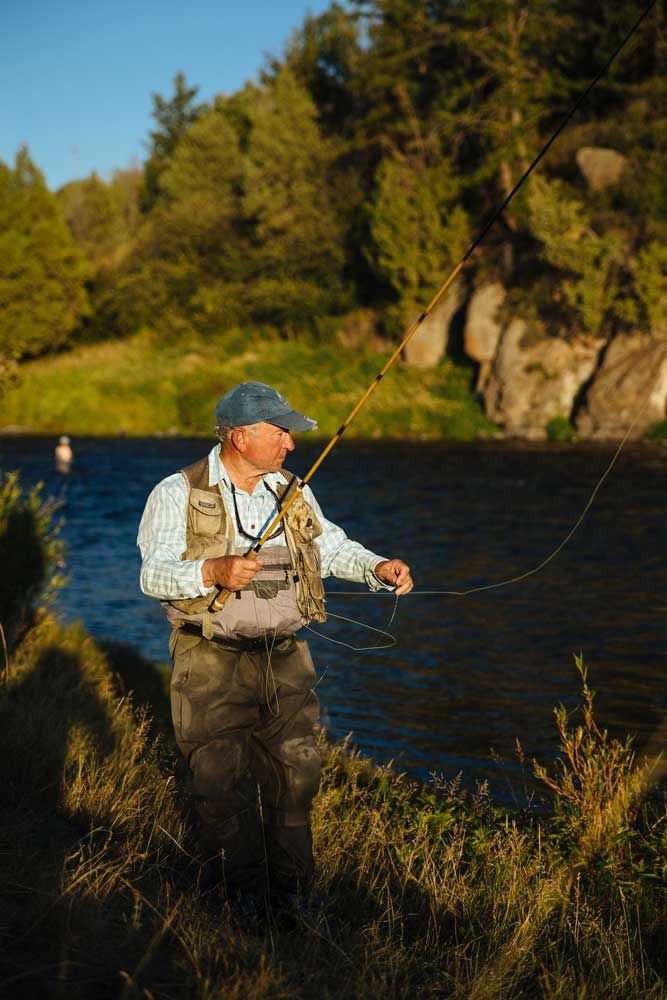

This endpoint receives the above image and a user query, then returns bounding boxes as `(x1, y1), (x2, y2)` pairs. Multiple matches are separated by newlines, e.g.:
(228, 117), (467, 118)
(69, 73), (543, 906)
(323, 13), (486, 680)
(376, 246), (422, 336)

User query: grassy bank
(2, 616), (667, 999)
(2, 477), (667, 999)
(0, 330), (495, 440)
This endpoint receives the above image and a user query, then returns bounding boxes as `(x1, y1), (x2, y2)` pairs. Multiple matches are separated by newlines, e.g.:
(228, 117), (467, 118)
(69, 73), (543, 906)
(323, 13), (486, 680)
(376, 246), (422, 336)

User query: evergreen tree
(627, 240), (667, 334)
(282, 2), (362, 137)
(526, 177), (623, 337)
(141, 72), (203, 211)
(242, 67), (350, 326)
(59, 172), (124, 266)
(346, 0), (461, 164)
(117, 107), (246, 335)
(369, 151), (469, 328)
(0, 148), (88, 360)
(59, 166), (142, 342)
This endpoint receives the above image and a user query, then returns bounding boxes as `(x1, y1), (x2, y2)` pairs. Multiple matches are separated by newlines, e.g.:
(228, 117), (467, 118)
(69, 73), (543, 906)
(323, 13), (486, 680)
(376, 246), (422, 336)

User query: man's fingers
(233, 558), (262, 585)
(239, 557), (262, 573)
(375, 559), (413, 595)
(392, 562), (413, 595)
(213, 555), (264, 590)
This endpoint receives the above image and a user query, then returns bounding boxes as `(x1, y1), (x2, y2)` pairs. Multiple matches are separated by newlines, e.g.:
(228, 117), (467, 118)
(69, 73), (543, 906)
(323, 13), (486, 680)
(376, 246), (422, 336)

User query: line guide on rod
(209, 0), (657, 614)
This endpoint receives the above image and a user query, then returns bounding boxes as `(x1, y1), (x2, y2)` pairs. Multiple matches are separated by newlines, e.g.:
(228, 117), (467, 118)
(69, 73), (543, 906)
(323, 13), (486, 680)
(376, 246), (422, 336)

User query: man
(55, 435), (73, 473)
(137, 381), (412, 912)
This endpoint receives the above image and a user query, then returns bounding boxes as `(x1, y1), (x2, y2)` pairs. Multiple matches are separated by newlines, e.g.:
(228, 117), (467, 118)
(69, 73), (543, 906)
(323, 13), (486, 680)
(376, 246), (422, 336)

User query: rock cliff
(481, 318), (602, 439)
(406, 276), (667, 440)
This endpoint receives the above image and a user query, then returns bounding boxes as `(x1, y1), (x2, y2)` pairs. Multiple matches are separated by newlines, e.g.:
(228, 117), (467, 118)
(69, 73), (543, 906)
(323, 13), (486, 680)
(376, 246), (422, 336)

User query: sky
(1, 0), (336, 191)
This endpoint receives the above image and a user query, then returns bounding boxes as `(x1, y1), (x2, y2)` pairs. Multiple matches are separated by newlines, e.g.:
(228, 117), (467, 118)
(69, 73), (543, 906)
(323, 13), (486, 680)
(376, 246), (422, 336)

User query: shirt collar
(207, 444), (289, 495)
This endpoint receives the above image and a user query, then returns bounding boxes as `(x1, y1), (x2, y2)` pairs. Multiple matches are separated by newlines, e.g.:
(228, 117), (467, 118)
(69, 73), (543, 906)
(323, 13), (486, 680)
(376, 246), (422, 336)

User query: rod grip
(208, 586), (232, 613)
(207, 548), (260, 613)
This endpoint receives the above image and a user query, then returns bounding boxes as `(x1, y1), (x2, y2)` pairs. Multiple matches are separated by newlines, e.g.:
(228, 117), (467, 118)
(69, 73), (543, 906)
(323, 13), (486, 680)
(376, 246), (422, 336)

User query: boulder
(483, 319), (602, 438)
(463, 281), (506, 391)
(402, 284), (464, 368)
(576, 333), (667, 439)
(575, 147), (628, 192)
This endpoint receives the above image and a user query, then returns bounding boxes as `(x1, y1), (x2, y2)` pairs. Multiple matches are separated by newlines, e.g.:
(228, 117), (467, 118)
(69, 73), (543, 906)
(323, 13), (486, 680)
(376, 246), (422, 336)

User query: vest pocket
(188, 488), (225, 536)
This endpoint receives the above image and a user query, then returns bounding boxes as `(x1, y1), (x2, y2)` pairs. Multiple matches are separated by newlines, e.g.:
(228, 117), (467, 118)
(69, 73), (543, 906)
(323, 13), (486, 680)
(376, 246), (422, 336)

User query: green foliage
(526, 177), (623, 335)
(369, 154), (469, 333)
(631, 240), (667, 332)
(644, 419), (667, 440)
(0, 356), (20, 400)
(141, 71), (204, 211)
(451, 0), (574, 213)
(0, 148), (89, 360)
(3, 0), (667, 393)
(532, 653), (661, 900)
(125, 107), (247, 336)
(0, 472), (64, 649)
(546, 415), (576, 442)
(59, 173), (123, 265)
(243, 67), (351, 325)
(283, 2), (361, 134)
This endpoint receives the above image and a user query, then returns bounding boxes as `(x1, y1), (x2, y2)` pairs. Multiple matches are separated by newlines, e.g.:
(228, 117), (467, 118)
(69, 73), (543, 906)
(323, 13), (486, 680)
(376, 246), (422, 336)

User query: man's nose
(283, 432), (295, 451)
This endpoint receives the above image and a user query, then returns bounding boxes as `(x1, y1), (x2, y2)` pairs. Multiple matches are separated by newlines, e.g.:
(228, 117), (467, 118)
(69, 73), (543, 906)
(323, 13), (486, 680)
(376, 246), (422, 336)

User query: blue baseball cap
(215, 382), (317, 432)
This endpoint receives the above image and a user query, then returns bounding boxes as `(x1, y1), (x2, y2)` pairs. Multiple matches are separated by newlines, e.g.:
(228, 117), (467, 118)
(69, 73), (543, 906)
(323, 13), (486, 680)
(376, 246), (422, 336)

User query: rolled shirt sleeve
(137, 474), (213, 600)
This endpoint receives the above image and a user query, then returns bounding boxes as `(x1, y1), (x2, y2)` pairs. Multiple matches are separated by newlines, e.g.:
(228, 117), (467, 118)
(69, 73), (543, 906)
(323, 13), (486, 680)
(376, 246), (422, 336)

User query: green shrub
(645, 419), (667, 440)
(546, 414), (576, 442)
(0, 472), (65, 649)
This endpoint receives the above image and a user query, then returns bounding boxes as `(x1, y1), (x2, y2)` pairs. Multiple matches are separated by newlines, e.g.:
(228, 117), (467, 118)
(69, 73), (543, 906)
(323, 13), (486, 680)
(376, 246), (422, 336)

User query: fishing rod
(209, 0), (657, 614)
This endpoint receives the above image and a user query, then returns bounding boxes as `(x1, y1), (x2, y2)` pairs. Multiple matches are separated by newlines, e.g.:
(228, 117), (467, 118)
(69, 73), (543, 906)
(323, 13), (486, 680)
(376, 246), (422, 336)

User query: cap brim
(267, 410), (317, 432)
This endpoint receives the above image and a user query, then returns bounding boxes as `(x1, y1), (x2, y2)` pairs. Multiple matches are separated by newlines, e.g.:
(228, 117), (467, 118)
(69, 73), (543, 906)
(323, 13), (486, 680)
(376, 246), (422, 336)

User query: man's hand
(202, 554), (264, 591)
(374, 559), (413, 595)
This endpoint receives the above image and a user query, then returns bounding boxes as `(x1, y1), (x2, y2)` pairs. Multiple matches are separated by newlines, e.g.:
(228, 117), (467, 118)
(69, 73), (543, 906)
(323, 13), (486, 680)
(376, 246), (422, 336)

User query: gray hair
(215, 424), (233, 444)
(215, 423), (258, 444)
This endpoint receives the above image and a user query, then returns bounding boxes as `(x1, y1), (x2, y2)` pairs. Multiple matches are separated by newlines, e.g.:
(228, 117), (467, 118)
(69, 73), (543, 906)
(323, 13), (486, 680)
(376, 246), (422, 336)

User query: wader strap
(201, 610), (214, 640)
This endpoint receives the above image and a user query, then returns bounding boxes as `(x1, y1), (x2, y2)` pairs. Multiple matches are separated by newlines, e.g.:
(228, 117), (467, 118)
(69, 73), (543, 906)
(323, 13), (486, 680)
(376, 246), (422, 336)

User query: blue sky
(1, 0), (335, 191)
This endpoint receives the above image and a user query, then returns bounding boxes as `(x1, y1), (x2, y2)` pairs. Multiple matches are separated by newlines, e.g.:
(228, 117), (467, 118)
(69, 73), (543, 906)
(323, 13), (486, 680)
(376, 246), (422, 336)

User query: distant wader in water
(55, 435), (73, 474)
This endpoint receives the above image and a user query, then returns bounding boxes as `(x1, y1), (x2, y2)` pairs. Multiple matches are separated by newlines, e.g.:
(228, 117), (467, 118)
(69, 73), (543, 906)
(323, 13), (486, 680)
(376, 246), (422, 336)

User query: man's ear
(230, 426), (247, 453)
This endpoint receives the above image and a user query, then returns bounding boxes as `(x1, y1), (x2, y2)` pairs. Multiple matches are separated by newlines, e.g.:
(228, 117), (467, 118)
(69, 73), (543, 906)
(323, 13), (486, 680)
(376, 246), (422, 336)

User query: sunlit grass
(2, 613), (666, 998)
(0, 329), (496, 440)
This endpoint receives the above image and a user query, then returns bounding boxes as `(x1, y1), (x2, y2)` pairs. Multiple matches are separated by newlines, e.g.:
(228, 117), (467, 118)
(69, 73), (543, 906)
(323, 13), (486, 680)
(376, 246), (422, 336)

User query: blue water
(2, 434), (666, 801)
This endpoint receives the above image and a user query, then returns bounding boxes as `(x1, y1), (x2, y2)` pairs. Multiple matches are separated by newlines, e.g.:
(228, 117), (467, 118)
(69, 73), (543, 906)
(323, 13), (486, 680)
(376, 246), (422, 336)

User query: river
(2, 434), (666, 803)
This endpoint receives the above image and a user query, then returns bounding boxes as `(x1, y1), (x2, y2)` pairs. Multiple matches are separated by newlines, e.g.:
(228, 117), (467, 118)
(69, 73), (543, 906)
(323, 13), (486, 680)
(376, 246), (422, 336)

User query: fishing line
(303, 600), (399, 652)
(329, 362), (666, 600)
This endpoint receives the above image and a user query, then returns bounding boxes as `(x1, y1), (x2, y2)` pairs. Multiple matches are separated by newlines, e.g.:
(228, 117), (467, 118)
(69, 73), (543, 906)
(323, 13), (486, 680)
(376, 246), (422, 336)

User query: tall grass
(0, 330), (495, 440)
(1, 476), (666, 998)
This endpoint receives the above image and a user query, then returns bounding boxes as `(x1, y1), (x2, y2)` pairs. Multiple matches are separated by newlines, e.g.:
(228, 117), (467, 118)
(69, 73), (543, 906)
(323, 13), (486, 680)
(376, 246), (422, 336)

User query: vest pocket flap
(189, 488), (224, 535)
(288, 501), (323, 543)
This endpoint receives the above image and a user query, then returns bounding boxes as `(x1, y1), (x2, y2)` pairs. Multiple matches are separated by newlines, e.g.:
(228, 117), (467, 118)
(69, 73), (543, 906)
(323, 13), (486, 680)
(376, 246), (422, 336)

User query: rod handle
(207, 548), (260, 613)
(208, 586), (232, 613)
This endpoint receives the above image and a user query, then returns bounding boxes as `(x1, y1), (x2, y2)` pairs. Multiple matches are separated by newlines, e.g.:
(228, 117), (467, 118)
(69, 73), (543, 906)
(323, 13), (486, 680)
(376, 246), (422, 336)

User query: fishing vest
(163, 456), (327, 640)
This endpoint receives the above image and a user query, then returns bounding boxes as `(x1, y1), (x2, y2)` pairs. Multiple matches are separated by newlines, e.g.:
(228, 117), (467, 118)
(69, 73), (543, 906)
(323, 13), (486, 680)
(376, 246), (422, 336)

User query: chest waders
(167, 456), (325, 902)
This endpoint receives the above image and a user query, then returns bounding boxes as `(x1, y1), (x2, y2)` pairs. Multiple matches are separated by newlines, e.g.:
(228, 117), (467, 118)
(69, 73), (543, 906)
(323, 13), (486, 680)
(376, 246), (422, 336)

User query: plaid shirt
(137, 444), (388, 600)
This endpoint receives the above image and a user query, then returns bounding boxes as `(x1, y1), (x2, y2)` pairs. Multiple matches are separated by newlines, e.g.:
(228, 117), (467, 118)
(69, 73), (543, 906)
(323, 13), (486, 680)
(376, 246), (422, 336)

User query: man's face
(235, 421), (295, 473)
